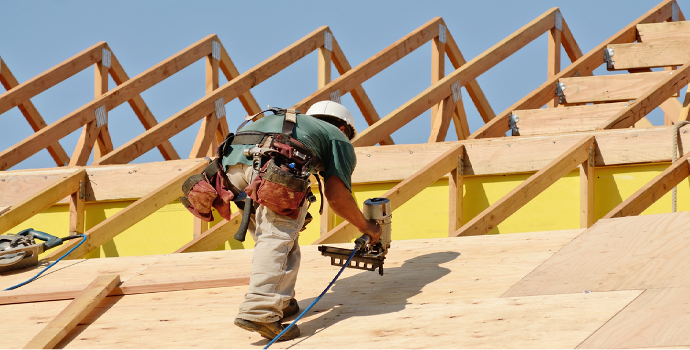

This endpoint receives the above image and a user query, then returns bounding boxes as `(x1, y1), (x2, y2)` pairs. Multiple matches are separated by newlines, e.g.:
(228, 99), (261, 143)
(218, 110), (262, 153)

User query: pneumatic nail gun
(318, 198), (392, 275)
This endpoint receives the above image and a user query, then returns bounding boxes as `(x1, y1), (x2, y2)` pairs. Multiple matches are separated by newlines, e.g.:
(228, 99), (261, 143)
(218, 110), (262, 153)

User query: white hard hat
(305, 101), (357, 139)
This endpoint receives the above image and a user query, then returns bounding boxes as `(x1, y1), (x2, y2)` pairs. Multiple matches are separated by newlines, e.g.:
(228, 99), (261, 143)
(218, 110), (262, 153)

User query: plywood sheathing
(1, 229), (582, 348)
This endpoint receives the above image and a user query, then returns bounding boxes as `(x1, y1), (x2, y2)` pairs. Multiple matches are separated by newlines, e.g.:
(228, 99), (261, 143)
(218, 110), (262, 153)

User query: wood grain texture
(0, 35), (215, 170)
(97, 28), (327, 165)
(175, 212), (241, 253)
(23, 274), (120, 349)
(561, 72), (668, 103)
(515, 102), (627, 136)
(504, 212), (690, 298)
(353, 8), (557, 146)
(638, 21), (690, 43)
(470, 0), (674, 139)
(579, 287), (690, 349)
(610, 41), (690, 70)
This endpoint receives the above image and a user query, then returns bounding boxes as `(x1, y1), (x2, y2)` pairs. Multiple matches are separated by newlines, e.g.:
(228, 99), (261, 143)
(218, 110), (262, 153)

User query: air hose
(264, 245), (359, 349)
(4, 234), (87, 291)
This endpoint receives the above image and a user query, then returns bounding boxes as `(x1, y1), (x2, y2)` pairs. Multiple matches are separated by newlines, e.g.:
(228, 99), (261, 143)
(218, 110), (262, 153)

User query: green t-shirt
(221, 113), (357, 191)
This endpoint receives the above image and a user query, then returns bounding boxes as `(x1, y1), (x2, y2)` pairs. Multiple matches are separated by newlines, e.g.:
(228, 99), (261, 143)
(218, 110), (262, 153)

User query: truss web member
(218, 101), (381, 341)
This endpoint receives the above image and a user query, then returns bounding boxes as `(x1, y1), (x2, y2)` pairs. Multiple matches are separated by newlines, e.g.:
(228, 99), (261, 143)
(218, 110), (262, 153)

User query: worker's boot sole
(234, 318), (300, 341)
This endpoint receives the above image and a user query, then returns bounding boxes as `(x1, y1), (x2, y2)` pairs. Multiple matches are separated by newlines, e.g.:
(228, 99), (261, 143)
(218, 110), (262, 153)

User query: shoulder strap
(281, 108), (298, 136)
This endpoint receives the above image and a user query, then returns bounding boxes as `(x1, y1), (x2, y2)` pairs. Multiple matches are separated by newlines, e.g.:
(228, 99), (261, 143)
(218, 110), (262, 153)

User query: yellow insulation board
(8, 163), (690, 258)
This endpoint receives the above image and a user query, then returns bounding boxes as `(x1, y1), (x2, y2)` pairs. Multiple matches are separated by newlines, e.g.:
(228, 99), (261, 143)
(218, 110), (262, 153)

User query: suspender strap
(282, 108), (298, 136)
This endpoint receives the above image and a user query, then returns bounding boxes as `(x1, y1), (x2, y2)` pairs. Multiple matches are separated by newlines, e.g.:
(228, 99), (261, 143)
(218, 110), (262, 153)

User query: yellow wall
(11, 163), (690, 258)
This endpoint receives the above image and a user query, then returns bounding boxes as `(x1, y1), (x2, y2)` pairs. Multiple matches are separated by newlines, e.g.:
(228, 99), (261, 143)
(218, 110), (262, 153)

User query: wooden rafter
(451, 136), (595, 237)
(0, 58), (70, 166)
(94, 28), (329, 165)
(471, 0), (675, 139)
(0, 35), (217, 170)
(351, 8), (559, 147)
(175, 212), (241, 253)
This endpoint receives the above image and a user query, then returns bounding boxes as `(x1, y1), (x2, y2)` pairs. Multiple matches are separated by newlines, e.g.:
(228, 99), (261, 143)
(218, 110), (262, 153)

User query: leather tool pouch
(245, 157), (311, 220)
(180, 158), (235, 222)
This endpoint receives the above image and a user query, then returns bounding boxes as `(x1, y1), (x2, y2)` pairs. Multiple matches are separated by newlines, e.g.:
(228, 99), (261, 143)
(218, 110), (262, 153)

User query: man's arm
(323, 175), (382, 242)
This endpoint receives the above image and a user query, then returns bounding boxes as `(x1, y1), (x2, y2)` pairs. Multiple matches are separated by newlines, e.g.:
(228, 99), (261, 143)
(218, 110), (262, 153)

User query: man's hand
(360, 220), (382, 244)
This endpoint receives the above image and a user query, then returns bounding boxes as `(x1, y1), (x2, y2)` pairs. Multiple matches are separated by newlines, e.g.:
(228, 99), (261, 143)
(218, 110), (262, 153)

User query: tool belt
(179, 158), (237, 222)
(180, 107), (319, 222)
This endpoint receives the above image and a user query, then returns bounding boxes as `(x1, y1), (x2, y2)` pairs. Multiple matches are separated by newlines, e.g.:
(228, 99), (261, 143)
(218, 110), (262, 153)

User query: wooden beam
(22, 274), (120, 349)
(175, 212), (241, 253)
(444, 27), (496, 123)
(0, 274), (248, 306)
(69, 180), (85, 235)
(108, 51), (179, 161)
(0, 169), (85, 234)
(598, 60), (690, 129)
(429, 95), (456, 142)
(449, 149), (464, 235)
(0, 42), (106, 116)
(608, 41), (690, 70)
(470, 1), (674, 139)
(561, 72), (669, 104)
(43, 162), (207, 260)
(603, 151), (690, 219)
(548, 20), (561, 108)
(431, 29), (446, 136)
(452, 98), (470, 140)
(314, 143), (465, 244)
(352, 8), (558, 147)
(190, 55), (220, 159)
(0, 35), (216, 170)
(515, 102), (628, 136)
(95, 28), (328, 165)
(0, 58), (70, 166)
(638, 21), (690, 43)
(71, 60), (111, 166)
(293, 18), (443, 113)
(330, 38), (394, 145)
(560, 17), (584, 63)
(318, 46), (332, 89)
(452, 136), (595, 237)
(218, 43), (262, 116)
(581, 145), (595, 228)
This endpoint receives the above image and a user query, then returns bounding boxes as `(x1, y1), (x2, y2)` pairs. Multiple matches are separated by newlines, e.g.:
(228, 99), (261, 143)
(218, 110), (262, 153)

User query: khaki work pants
(226, 163), (309, 323)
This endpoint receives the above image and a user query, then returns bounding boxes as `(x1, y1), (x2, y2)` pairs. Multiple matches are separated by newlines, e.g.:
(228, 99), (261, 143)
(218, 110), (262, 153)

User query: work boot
(234, 318), (300, 341)
(282, 298), (300, 318)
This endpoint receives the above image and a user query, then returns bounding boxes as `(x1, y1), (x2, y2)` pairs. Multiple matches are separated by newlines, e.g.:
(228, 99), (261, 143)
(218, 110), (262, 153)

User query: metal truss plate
(212, 41), (221, 61)
(324, 31), (334, 51)
(95, 105), (107, 128)
(214, 98), (226, 119)
(509, 113), (520, 136)
(673, 2), (679, 22)
(330, 89), (341, 104)
(554, 11), (563, 31)
(451, 80), (462, 103)
(604, 47), (615, 70)
(101, 48), (111, 68)
(439, 24), (447, 43)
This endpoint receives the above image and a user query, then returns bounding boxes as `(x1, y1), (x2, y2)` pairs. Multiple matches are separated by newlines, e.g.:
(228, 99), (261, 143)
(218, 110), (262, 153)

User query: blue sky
(0, 0), (685, 170)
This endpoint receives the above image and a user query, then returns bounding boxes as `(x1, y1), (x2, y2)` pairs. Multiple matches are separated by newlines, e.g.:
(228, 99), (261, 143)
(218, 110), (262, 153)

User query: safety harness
(180, 108), (322, 238)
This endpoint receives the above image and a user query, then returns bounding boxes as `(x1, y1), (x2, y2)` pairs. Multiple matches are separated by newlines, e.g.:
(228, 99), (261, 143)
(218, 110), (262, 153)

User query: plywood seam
(575, 289), (647, 349)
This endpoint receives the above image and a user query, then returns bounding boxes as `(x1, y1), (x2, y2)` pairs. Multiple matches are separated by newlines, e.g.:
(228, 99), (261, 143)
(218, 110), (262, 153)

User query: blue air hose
(4, 234), (87, 291)
(264, 246), (359, 349)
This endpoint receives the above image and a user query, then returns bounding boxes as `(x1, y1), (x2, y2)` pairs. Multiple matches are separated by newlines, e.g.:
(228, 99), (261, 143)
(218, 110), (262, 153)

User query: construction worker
(223, 101), (382, 341)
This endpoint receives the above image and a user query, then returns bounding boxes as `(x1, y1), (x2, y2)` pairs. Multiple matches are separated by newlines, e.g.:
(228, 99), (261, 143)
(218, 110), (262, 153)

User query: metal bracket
(212, 41), (221, 61)
(95, 105), (107, 128)
(509, 113), (520, 136)
(79, 180), (85, 200)
(556, 81), (566, 103)
(330, 89), (341, 104)
(604, 47), (615, 70)
(438, 24), (447, 44)
(588, 147), (595, 167)
(214, 98), (226, 119)
(101, 48), (111, 68)
(673, 2), (679, 22)
(554, 11), (563, 31)
(451, 81), (462, 103)
(324, 31), (334, 51)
